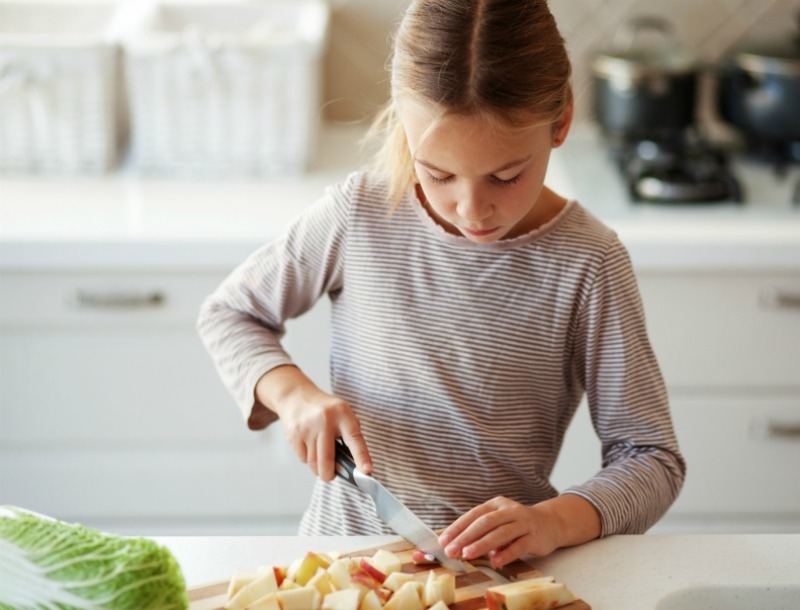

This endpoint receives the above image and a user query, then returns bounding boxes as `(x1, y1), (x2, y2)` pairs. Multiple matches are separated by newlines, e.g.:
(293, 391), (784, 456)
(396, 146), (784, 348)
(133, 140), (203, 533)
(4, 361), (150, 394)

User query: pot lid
(733, 11), (800, 76)
(592, 16), (697, 79)
(734, 40), (800, 77)
(593, 47), (697, 79)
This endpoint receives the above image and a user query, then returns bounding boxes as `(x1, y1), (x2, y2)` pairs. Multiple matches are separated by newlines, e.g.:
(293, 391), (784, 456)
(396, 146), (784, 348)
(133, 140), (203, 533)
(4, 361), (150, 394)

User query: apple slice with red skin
(410, 549), (438, 566)
(485, 578), (575, 610)
(359, 558), (388, 584)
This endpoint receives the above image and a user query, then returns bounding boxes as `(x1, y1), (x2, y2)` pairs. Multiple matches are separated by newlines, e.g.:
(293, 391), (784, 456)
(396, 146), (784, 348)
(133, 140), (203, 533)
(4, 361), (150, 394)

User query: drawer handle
(67, 290), (166, 310)
(751, 417), (800, 440)
(765, 420), (800, 439)
(760, 289), (800, 310)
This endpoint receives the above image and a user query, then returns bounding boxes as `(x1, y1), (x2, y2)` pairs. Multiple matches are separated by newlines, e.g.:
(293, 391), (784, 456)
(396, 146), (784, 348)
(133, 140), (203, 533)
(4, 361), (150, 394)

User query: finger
(340, 420), (372, 474)
(459, 519), (521, 561)
(317, 434), (335, 482)
(306, 441), (318, 477)
(488, 535), (530, 568)
(289, 437), (309, 467)
(439, 503), (496, 555)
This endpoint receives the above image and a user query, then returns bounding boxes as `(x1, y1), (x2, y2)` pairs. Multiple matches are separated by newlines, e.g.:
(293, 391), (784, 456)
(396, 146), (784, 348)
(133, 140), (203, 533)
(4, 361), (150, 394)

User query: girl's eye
(491, 174), (522, 186)
(427, 173), (454, 185)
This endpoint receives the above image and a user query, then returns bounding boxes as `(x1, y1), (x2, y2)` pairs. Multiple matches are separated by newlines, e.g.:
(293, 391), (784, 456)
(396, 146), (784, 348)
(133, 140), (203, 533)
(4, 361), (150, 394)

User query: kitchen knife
(334, 439), (467, 573)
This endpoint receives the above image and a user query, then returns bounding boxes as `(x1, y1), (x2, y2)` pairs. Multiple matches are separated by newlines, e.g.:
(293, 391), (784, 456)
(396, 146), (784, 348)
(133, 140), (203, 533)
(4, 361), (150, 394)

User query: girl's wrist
(534, 494), (602, 550)
(255, 364), (306, 417)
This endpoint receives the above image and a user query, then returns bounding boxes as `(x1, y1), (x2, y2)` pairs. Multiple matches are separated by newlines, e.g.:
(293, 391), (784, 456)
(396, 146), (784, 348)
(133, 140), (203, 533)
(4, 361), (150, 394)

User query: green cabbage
(0, 506), (188, 610)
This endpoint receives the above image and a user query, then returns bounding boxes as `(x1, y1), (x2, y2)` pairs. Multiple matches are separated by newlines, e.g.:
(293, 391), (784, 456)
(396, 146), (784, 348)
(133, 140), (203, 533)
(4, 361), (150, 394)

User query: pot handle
(613, 15), (678, 53)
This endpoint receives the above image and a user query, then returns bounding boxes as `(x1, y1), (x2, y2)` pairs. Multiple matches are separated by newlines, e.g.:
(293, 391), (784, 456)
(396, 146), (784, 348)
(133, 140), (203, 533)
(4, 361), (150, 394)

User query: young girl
(198, 0), (685, 567)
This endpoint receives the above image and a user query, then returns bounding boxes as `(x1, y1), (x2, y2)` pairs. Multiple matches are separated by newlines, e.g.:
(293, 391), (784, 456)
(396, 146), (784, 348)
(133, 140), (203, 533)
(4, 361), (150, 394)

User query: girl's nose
(456, 186), (493, 221)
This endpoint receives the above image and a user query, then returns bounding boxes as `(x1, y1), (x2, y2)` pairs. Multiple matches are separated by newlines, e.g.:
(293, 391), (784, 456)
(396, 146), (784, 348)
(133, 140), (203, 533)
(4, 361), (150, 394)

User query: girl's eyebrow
(414, 154), (532, 174)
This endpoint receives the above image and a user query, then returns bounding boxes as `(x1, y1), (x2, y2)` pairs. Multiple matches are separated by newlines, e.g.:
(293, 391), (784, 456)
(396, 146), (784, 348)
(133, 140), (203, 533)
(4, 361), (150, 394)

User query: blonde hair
(368, 0), (573, 208)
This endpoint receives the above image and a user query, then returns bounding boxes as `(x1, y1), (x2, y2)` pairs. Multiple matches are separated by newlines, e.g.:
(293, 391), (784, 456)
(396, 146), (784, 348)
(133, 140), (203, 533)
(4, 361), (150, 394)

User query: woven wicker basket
(0, 2), (126, 174)
(123, 1), (329, 177)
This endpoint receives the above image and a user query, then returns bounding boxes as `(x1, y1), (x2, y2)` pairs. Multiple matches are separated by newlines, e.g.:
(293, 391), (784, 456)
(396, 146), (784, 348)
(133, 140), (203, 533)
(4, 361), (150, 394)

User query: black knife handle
(334, 438), (359, 487)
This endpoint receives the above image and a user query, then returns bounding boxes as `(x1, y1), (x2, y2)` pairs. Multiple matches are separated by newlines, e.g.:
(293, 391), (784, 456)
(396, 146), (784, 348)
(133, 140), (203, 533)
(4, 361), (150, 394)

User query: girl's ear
(552, 101), (574, 148)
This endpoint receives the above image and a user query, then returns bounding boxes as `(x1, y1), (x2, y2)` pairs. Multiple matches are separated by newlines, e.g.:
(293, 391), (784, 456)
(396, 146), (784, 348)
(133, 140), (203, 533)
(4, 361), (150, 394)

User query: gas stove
(605, 130), (743, 204)
(548, 123), (800, 217)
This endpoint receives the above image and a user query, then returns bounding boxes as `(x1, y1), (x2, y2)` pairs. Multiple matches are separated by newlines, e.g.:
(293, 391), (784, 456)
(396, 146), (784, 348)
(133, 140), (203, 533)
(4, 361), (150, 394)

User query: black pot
(592, 16), (699, 141)
(717, 16), (800, 143)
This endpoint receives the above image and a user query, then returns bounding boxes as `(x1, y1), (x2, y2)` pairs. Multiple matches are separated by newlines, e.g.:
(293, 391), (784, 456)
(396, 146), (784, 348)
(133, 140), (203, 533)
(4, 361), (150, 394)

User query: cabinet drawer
(668, 394), (800, 515)
(638, 272), (800, 388)
(0, 272), (225, 328)
(1, 425), (316, 523)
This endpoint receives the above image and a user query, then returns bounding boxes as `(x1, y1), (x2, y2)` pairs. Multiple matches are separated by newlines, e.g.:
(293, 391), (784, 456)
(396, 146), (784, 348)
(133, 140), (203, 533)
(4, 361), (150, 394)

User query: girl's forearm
(535, 493), (602, 548)
(254, 364), (314, 417)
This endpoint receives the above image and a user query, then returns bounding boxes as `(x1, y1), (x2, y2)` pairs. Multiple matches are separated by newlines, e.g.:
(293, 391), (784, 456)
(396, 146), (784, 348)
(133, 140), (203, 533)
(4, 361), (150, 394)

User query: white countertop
(153, 534), (800, 610)
(2, 122), (799, 272)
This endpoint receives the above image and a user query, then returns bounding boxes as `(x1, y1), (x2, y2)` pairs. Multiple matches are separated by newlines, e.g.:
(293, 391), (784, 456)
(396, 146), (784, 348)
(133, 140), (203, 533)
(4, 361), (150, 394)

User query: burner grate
(609, 135), (743, 204)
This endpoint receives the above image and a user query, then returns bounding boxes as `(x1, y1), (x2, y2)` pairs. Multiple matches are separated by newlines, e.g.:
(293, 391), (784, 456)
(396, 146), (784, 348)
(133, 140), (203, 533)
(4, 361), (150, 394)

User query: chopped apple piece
(277, 586), (322, 610)
(485, 579), (575, 610)
(371, 549), (403, 575)
(322, 588), (361, 610)
(382, 581), (424, 610)
(427, 602), (450, 610)
(247, 593), (281, 610)
(286, 557), (303, 582)
(225, 570), (258, 600)
(383, 571), (414, 592)
(411, 550), (438, 566)
(350, 571), (384, 599)
(359, 589), (384, 610)
(327, 558), (355, 590)
(295, 552), (334, 586)
(359, 557), (387, 583)
(224, 569), (279, 610)
(308, 567), (335, 596)
(257, 565), (288, 587)
(423, 569), (455, 606)
(280, 579), (301, 590)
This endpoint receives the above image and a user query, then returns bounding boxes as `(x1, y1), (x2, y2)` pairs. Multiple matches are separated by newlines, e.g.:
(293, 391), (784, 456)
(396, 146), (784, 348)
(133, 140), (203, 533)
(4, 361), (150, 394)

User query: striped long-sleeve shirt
(197, 170), (685, 537)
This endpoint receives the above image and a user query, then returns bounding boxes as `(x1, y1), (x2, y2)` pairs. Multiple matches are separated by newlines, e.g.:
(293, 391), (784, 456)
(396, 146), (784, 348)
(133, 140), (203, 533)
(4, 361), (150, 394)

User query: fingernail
(488, 550), (504, 567)
(445, 543), (459, 557)
(438, 533), (451, 546)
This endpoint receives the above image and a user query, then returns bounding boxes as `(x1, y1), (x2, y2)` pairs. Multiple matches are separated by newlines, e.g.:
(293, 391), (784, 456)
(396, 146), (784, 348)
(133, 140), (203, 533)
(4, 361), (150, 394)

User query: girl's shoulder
(555, 201), (624, 254)
(558, 201), (616, 240)
(331, 170), (391, 204)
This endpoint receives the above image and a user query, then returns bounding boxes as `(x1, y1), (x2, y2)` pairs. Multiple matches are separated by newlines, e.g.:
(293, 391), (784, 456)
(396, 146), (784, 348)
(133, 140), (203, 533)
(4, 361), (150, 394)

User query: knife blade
(334, 439), (467, 573)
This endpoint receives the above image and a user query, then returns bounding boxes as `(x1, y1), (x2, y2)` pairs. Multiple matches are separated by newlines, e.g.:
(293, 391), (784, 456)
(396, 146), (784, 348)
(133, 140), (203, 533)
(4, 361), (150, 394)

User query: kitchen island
(154, 534), (800, 610)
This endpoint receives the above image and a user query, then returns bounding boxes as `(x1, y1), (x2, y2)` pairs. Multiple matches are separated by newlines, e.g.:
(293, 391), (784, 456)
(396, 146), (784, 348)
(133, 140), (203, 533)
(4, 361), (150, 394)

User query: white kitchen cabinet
(638, 272), (800, 389)
(3, 269), (799, 535)
(0, 270), (331, 535)
(552, 271), (800, 534)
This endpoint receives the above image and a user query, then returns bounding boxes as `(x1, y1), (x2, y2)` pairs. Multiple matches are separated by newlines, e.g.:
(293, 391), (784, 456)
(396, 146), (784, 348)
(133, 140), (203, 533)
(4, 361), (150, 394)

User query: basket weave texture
(124, 1), (330, 176)
(0, 3), (125, 174)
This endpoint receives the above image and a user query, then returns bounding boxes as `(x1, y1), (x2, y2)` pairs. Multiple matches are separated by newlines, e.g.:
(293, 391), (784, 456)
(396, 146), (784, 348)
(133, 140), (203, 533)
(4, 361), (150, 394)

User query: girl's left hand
(437, 494), (601, 568)
(437, 496), (559, 568)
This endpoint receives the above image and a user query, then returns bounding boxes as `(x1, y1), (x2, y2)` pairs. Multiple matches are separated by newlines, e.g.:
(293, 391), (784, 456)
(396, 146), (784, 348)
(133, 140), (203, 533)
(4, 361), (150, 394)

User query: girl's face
(399, 103), (572, 243)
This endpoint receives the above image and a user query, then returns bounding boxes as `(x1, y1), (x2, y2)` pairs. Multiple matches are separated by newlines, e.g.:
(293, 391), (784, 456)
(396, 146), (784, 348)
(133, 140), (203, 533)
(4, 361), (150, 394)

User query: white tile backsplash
(325, 0), (800, 123)
(20, 0), (800, 123)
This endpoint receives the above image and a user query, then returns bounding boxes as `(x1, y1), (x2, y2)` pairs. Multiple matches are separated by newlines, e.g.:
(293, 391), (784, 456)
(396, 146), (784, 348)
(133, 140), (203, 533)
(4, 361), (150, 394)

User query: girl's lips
(462, 226), (499, 237)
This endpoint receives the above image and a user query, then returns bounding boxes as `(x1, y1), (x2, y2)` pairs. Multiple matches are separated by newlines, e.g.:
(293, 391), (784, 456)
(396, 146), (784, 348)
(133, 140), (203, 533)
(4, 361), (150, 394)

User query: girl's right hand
(255, 365), (373, 481)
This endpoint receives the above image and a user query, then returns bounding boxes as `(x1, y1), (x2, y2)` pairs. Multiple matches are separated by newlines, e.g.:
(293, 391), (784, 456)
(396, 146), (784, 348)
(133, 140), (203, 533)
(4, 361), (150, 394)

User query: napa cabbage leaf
(0, 506), (188, 610)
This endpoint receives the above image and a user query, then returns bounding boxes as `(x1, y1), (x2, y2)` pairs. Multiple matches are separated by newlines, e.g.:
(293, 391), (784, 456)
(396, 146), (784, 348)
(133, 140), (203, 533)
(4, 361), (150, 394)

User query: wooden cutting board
(187, 538), (590, 610)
